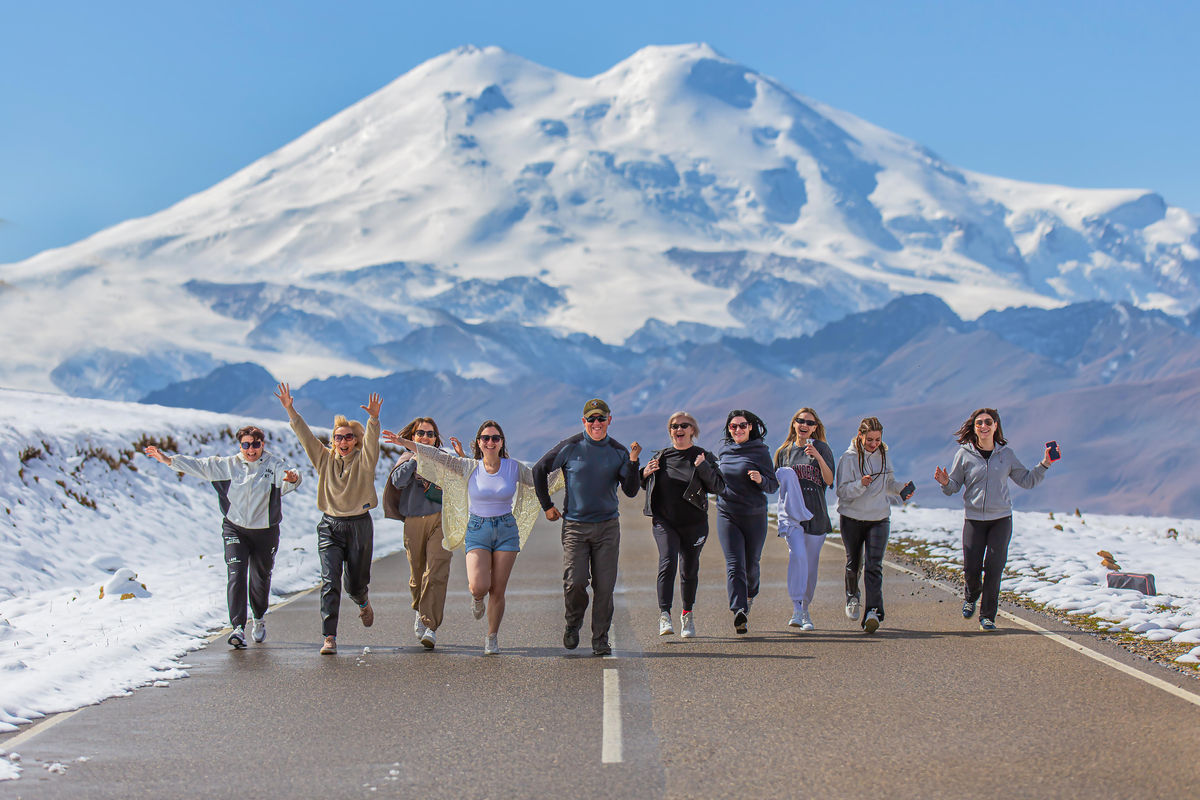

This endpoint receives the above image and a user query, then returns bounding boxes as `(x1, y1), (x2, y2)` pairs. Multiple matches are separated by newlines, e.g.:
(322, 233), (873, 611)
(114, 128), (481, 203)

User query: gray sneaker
(471, 596), (486, 620)
(483, 633), (499, 655)
(658, 611), (674, 636)
(800, 609), (815, 631)
(845, 594), (861, 620)
(227, 626), (247, 649)
(788, 610), (804, 629)
(420, 628), (437, 649)
(251, 618), (266, 643)
(680, 610), (696, 638)
(863, 610), (880, 634)
(414, 611), (427, 641)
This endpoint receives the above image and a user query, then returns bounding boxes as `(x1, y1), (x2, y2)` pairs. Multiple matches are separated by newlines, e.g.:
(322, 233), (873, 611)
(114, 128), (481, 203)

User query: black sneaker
(563, 626), (580, 650)
(733, 609), (748, 635)
(592, 642), (612, 657)
(962, 600), (977, 619)
(979, 618), (997, 631)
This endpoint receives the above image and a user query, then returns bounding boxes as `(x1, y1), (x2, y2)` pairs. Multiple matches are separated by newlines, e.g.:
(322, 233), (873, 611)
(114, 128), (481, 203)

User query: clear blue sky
(2, 0), (1196, 264)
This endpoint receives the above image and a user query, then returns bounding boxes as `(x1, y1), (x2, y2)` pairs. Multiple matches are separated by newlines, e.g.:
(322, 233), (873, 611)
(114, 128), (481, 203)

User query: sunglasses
(478, 434), (503, 443)
(414, 429), (436, 437)
(728, 422), (750, 431)
(794, 418), (817, 427)
(974, 419), (995, 427)
(585, 415), (609, 423)
(333, 433), (357, 442)
(240, 441), (263, 450)
(669, 422), (692, 431)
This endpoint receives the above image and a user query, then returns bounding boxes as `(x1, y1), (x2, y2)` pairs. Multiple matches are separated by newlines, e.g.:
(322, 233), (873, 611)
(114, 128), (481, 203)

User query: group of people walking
(144, 386), (1061, 655)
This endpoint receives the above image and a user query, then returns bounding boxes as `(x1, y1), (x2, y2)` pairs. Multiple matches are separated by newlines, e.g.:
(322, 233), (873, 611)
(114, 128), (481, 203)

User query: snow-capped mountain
(2, 43), (1197, 396)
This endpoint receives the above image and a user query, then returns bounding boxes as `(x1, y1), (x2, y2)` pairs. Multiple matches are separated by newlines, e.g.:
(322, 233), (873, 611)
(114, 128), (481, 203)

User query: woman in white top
(383, 419), (562, 655)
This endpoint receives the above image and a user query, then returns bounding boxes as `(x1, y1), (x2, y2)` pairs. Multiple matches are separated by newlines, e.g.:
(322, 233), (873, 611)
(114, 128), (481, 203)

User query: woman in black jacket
(641, 411), (725, 639)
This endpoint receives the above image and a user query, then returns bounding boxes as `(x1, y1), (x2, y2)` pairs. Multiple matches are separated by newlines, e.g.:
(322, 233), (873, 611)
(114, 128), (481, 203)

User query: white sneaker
(471, 595), (486, 620)
(420, 628), (437, 649)
(251, 618), (266, 643)
(483, 633), (499, 655)
(227, 626), (246, 649)
(845, 594), (860, 620)
(658, 611), (674, 636)
(788, 610), (804, 628)
(414, 611), (427, 641)
(800, 608), (815, 631)
(680, 610), (696, 638)
(863, 610), (880, 634)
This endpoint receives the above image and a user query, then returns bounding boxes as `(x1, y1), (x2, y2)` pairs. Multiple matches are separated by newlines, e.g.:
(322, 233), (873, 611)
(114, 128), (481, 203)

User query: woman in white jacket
(834, 417), (913, 634)
(384, 420), (562, 655)
(144, 426), (301, 648)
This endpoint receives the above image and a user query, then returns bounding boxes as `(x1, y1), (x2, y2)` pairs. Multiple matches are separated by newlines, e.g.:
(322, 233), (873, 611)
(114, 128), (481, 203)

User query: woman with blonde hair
(382, 417), (464, 649)
(384, 420), (563, 655)
(773, 407), (835, 631)
(835, 417), (913, 634)
(276, 383), (382, 656)
(640, 411), (725, 638)
(935, 407), (1058, 631)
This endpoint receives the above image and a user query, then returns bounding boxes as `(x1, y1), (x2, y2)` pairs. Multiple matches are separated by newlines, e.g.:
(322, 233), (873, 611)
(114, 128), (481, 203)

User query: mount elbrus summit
(3, 44), (1198, 515)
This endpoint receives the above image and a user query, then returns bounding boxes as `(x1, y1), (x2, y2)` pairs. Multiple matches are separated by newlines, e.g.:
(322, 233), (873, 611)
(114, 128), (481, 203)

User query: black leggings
(841, 516), (889, 622)
(962, 516), (1013, 622)
(221, 520), (279, 629)
(652, 517), (708, 612)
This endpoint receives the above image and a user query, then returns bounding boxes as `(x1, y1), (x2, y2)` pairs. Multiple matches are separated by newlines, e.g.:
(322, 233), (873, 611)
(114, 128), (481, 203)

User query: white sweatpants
(782, 524), (826, 611)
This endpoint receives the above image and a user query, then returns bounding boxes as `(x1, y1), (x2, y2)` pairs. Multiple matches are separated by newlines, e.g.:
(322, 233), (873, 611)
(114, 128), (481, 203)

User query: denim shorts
(464, 513), (520, 553)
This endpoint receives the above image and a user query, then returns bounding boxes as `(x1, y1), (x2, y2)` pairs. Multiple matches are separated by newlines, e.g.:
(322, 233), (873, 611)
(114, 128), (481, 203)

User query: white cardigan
(409, 442), (564, 552)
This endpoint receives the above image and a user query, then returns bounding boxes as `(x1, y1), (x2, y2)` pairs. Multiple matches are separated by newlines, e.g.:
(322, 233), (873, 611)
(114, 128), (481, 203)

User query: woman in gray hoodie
(935, 407), (1058, 631)
(835, 417), (913, 634)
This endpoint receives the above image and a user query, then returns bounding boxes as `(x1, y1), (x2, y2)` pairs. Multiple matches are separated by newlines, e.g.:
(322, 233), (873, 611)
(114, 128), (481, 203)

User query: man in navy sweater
(533, 399), (641, 656)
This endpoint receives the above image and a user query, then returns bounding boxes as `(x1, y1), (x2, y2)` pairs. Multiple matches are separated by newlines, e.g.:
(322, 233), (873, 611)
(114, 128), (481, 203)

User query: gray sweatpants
(562, 518), (620, 647)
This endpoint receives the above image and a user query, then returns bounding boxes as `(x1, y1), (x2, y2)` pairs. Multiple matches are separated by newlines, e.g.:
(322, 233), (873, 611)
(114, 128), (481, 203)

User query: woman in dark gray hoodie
(935, 407), (1058, 631)
(715, 410), (779, 634)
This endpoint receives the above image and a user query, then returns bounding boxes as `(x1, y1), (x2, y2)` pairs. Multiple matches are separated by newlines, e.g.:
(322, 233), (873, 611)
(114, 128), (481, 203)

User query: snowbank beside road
(0, 389), (404, 733)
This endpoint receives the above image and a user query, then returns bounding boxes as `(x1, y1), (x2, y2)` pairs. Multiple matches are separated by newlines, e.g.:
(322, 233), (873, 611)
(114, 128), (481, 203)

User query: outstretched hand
(361, 393), (382, 418)
(934, 466), (949, 487)
(274, 382), (294, 410)
(450, 437), (466, 457)
(382, 430), (417, 450)
(283, 470), (299, 484)
(143, 446), (170, 465)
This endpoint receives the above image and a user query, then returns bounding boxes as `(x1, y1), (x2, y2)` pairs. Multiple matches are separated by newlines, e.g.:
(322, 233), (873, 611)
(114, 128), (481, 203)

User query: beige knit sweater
(289, 409), (380, 517)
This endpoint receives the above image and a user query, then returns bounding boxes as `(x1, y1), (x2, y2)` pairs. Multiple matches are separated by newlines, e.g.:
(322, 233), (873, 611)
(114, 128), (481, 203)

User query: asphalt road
(3, 498), (1199, 799)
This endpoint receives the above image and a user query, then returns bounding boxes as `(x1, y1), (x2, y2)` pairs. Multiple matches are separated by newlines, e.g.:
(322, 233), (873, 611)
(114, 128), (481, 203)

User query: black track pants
(840, 515), (889, 623)
(317, 513), (374, 636)
(962, 515), (1013, 622)
(221, 520), (279, 629)
(652, 517), (709, 612)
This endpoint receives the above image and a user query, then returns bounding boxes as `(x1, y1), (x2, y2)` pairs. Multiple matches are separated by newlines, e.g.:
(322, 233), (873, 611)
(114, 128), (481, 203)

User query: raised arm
(1007, 450), (1049, 491)
(618, 442), (641, 499)
(157, 451), (234, 482)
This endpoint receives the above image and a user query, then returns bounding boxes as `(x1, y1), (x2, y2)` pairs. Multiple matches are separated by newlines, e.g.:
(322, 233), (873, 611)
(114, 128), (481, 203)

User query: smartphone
(899, 481), (916, 501)
(1045, 441), (1061, 462)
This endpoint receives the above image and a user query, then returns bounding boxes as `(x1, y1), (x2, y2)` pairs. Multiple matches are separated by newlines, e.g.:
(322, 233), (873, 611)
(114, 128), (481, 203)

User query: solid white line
(824, 537), (1200, 709)
(602, 668), (623, 763)
(2, 709), (82, 750)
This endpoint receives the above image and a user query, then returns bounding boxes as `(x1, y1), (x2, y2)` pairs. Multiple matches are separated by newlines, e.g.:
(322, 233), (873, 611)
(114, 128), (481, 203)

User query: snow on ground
(886, 505), (1200, 664)
(0, 389), (405, 734)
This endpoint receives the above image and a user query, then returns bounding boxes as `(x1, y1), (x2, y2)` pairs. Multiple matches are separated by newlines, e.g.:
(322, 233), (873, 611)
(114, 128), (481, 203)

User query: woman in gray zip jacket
(640, 411), (725, 639)
(934, 407), (1058, 631)
(144, 426), (301, 648)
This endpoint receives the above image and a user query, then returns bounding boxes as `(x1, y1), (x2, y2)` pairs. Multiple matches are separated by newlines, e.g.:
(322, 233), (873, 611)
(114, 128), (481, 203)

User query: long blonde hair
(774, 407), (826, 463)
(851, 416), (887, 475)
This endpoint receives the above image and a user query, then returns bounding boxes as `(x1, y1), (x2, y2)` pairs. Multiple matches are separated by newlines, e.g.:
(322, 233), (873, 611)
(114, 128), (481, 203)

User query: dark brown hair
(723, 409), (767, 444)
(235, 426), (265, 443)
(399, 417), (443, 448)
(954, 407), (1007, 448)
(472, 419), (509, 460)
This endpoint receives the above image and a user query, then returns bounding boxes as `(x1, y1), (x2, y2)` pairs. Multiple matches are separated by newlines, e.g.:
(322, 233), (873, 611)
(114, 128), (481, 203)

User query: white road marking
(824, 537), (1200, 708)
(602, 668), (623, 763)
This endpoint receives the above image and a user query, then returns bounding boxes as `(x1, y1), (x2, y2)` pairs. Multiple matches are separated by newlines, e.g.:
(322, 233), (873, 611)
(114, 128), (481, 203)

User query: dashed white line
(602, 668), (623, 763)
